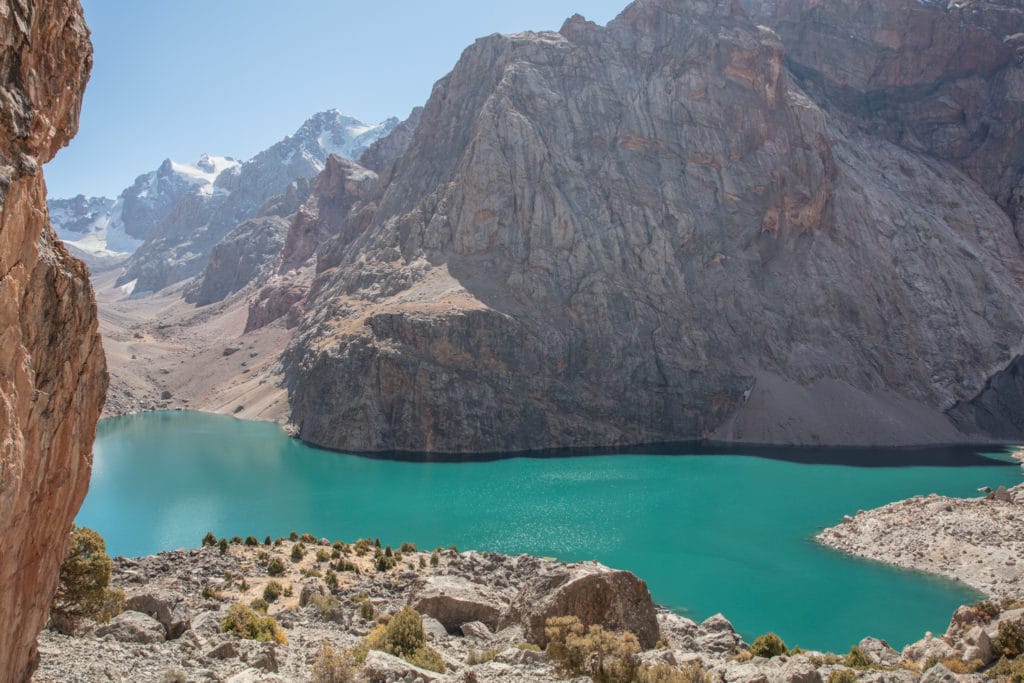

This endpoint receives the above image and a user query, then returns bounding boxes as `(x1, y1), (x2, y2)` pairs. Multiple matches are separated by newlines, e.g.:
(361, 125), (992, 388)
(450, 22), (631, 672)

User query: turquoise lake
(78, 410), (1024, 653)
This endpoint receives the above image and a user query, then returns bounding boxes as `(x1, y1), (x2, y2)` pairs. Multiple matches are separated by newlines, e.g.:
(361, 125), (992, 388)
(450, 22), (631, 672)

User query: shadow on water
(331, 436), (1021, 468)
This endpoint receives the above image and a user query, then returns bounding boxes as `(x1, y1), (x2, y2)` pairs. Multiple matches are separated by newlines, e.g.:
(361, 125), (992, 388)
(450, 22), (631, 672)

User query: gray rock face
(358, 107), (423, 174)
(362, 650), (444, 682)
(505, 561), (660, 649)
(186, 216), (290, 306)
(283, 0), (1024, 453)
(411, 574), (512, 631)
(95, 611), (167, 644)
(125, 589), (191, 639)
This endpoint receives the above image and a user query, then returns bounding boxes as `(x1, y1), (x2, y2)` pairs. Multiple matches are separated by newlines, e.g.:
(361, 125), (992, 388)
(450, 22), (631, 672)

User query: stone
(125, 589), (192, 639)
(780, 657), (823, 683)
(206, 640), (241, 660)
(299, 580), (327, 607)
(505, 562), (660, 649)
(858, 637), (900, 667)
(902, 634), (957, 665)
(412, 575), (512, 631)
(362, 650), (444, 682)
(962, 626), (993, 665)
(422, 616), (450, 641)
(95, 611), (166, 644)
(0, 1), (106, 680)
(460, 621), (493, 640)
(920, 663), (960, 683)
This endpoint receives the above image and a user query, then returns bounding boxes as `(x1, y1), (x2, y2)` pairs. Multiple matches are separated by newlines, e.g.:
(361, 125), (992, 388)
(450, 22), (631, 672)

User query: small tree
(50, 526), (125, 632)
(311, 640), (356, 683)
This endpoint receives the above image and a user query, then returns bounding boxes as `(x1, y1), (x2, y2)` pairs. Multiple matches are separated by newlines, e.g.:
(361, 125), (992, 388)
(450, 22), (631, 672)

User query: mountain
(278, 0), (1024, 453)
(115, 111), (397, 295)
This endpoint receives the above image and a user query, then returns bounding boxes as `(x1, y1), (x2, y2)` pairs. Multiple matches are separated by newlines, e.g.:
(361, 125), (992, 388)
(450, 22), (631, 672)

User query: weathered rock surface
(817, 483), (1024, 599)
(188, 216), (290, 306)
(412, 574), (513, 631)
(283, 0), (1024, 454)
(358, 107), (424, 174)
(505, 561), (660, 649)
(0, 1), (107, 681)
(125, 589), (192, 639)
(94, 611), (166, 644)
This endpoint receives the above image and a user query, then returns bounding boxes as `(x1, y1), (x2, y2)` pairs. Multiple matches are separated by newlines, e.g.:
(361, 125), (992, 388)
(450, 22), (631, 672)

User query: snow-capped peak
(168, 154), (239, 186)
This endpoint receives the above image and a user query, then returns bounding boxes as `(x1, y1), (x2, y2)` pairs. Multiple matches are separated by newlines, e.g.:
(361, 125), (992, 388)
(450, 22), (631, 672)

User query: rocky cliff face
(282, 0), (1024, 453)
(0, 1), (106, 680)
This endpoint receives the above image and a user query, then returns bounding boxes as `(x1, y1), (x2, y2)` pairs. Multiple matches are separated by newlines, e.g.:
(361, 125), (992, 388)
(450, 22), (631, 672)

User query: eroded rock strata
(280, 0), (1024, 453)
(0, 1), (106, 680)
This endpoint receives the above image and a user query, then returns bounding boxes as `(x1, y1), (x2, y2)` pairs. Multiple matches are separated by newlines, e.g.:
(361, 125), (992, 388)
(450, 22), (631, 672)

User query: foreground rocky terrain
(32, 539), (1024, 682)
(817, 483), (1024, 600)
(0, 0), (108, 680)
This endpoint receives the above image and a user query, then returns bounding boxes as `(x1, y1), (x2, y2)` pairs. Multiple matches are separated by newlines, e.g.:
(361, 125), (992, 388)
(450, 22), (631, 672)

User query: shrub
(289, 531), (298, 541)
(230, 536), (243, 545)
(310, 594), (341, 618)
(749, 633), (787, 659)
(923, 658), (980, 674)
(221, 603), (287, 644)
(264, 535), (272, 546)
(401, 542), (418, 553)
(636, 663), (711, 683)
(218, 538), (229, 554)
(283, 583), (294, 597)
(987, 655), (1024, 681)
(245, 536), (259, 546)
(353, 606), (445, 673)
(257, 551), (269, 563)
(202, 531), (217, 547)
(250, 597), (269, 614)
(50, 526), (125, 630)
(995, 619), (1024, 658)
(267, 558), (285, 576)
(332, 548), (341, 559)
(374, 538), (381, 548)
(332, 541), (344, 551)
(325, 569), (339, 590)
(827, 670), (857, 683)
(292, 543), (306, 562)
(844, 646), (871, 668)
(316, 549), (331, 563)
(300, 533), (316, 543)
(359, 600), (376, 621)
(466, 648), (501, 665)
(430, 551), (439, 567)
(375, 552), (397, 572)
(201, 585), (221, 601)
(974, 600), (1000, 621)
(419, 556), (426, 569)
(160, 669), (188, 683)
(448, 545), (459, 552)
(354, 539), (372, 556)
(516, 642), (542, 651)
(545, 615), (641, 682)
(263, 581), (283, 602)
(311, 640), (355, 683)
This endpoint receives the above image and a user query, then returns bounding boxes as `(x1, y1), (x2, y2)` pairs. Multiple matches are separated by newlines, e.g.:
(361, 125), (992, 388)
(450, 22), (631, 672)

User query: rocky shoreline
(816, 484), (1024, 600)
(32, 536), (1024, 682)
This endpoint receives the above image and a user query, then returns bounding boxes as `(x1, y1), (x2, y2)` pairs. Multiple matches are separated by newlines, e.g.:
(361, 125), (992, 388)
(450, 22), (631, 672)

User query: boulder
(362, 650), (444, 682)
(95, 611), (166, 644)
(422, 615), (449, 641)
(902, 635), (957, 665)
(920, 663), (960, 683)
(858, 637), (901, 667)
(412, 574), (512, 631)
(962, 626), (993, 665)
(125, 589), (191, 639)
(461, 621), (493, 640)
(780, 658), (823, 683)
(206, 640), (241, 660)
(505, 562), (660, 649)
(299, 580), (327, 608)
(696, 614), (744, 654)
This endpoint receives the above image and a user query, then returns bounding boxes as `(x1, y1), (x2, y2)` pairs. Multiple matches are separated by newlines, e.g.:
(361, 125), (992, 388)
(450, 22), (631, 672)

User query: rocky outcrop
(505, 561), (660, 649)
(358, 107), (423, 174)
(816, 483), (1024, 599)
(187, 216), (290, 306)
(0, 1), (107, 681)
(283, 0), (1024, 454)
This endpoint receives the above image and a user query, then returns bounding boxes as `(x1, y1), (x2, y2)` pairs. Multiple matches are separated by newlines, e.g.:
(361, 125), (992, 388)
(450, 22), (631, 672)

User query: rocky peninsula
(817, 484), (1024, 600)
(31, 536), (1024, 682)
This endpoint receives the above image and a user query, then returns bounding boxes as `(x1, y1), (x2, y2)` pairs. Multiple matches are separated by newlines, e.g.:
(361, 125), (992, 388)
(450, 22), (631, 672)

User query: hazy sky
(44, 0), (628, 199)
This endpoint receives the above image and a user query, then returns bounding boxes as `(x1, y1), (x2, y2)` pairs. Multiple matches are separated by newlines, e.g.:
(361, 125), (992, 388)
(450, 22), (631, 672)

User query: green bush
(264, 536), (272, 546)
(300, 533), (316, 543)
(316, 549), (331, 563)
(202, 531), (217, 547)
(267, 558), (285, 576)
(987, 655), (1024, 681)
(401, 542), (418, 553)
(359, 600), (376, 621)
(310, 594), (341, 618)
(289, 531), (298, 541)
(419, 556), (426, 569)
(973, 600), (1000, 621)
(218, 538), (229, 554)
(245, 536), (259, 546)
(353, 606), (445, 673)
(230, 536), (243, 545)
(292, 543), (306, 563)
(430, 551), (439, 567)
(250, 597), (269, 614)
(995, 620), (1024, 658)
(263, 581), (283, 602)
(325, 569), (338, 590)
(467, 648), (501, 665)
(827, 670), (857, 683)
(844, 646), (871, 668)
(220, 603), (287, 644)
(749, 633), (787, 659)
(311, 640), (355, 683)
(545, 615), (642, 682)
(50, 526), (125, 630)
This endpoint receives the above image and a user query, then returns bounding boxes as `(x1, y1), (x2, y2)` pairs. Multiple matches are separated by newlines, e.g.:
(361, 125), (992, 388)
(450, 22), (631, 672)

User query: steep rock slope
(117, 112), (396, 295)
(283, 0), (1024, 453)
(0, 1), (107, 680)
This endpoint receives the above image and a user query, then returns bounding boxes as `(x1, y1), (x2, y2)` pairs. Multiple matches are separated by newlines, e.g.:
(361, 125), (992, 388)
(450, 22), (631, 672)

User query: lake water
(78, 410), (1023, 653)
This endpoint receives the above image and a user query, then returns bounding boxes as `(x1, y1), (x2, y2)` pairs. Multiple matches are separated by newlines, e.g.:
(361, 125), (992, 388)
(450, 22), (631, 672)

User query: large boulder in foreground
(95, 611), (166, 644)
(506, 561), (660, 649)
(125, 589), (191, 639)
(411, 574), (513, 631)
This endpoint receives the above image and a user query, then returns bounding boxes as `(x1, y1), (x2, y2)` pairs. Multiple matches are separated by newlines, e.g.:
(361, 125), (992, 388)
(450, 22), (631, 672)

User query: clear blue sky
(44, 0), (628, 199)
